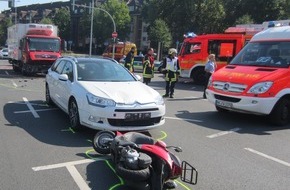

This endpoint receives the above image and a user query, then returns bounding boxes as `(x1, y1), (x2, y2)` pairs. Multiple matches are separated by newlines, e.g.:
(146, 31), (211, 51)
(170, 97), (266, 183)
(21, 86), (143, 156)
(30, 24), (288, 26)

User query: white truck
(7, 23), (62, 75)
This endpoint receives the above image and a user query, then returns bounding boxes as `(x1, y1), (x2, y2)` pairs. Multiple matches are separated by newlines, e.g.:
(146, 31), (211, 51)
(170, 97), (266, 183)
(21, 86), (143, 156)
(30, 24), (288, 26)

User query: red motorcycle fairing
(140, 144), (173, 168)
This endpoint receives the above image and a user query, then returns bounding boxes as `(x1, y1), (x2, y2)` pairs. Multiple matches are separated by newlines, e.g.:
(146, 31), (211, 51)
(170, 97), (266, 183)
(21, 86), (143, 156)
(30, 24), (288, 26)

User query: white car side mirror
(59, 74), (69, 81)
(134, 74), (142, 81)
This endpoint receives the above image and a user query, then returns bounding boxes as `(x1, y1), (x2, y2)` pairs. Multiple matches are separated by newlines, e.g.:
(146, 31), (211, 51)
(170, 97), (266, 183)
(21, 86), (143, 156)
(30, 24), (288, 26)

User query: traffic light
(8, 0), (15, 8)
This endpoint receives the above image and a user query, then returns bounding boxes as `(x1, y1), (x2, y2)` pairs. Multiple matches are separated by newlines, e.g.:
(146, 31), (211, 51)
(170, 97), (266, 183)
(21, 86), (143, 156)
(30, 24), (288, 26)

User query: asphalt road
(0, 59), (290, 190)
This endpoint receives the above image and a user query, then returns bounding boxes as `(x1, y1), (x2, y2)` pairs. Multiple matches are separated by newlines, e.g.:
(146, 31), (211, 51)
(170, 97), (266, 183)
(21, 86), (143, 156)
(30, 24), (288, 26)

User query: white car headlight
(86, 93), (116, 107)
(155, 95), (164, 105)
(247, 82), (273, 94)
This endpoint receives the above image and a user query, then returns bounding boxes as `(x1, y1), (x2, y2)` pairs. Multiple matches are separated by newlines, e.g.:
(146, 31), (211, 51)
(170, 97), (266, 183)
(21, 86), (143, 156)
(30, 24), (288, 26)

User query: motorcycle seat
(123, 132), (155, 145)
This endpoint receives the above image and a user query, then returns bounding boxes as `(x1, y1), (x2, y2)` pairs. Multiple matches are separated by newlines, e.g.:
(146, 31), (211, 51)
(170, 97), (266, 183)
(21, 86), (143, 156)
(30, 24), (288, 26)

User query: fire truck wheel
(192, 67), (206, 85)
(12, 64), (20, 72)
(270, 98), (290, 126)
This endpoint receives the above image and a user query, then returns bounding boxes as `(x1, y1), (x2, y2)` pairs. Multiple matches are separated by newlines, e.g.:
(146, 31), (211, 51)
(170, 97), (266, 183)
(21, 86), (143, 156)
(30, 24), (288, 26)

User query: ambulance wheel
(270, 98), (290, 126)
(216, 105), (229, 113)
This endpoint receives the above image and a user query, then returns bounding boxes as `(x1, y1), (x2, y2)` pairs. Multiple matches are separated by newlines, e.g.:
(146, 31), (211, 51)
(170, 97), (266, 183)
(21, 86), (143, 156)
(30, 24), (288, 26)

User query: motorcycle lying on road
(92, 131), (198, 190)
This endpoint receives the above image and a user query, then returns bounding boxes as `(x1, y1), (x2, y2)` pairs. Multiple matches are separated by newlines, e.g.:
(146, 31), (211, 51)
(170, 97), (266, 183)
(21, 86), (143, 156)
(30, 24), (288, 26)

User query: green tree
(142, 0), (226, 43)
(79, 0), (131, 52)
(235, 14), (254, 25)
(95, 0), (131, 43)
(148, 19), (172, 50)
(39, 17), (53, 24)
(53, 7), (71, 41)
(0, 18), (13, 46)
(223, 0), (290, 25)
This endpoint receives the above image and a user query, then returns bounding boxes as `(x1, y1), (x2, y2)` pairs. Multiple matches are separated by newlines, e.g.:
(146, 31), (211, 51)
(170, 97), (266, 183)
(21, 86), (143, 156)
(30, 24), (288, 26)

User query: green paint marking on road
(157, 130), (167, 141)
(106, 160), (125, 190)
(60, 127), (75, 134)
(69, 127), (75, 133)
(175, 179), (192, 190)
(61, 129), (70, 132)
(85, 149), (98, 160)
(84, 149), (125, 189)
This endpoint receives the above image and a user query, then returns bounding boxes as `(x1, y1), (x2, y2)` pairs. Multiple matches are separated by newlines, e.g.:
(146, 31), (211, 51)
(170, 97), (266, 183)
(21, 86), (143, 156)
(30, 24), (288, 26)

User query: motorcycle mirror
(174, 147), (182, 152)
(167, 146), (183, 152)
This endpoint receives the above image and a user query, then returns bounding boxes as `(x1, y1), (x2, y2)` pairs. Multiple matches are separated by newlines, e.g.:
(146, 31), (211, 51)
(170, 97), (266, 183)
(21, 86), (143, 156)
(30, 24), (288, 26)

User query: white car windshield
(230, 41), (290, 68)
(77, 59), (137, 82)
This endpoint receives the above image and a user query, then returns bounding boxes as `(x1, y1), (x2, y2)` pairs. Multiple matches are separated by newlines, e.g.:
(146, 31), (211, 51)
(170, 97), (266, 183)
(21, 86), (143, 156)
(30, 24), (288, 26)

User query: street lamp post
(72, 1), (116, 59)
(89, 0), (94, 57)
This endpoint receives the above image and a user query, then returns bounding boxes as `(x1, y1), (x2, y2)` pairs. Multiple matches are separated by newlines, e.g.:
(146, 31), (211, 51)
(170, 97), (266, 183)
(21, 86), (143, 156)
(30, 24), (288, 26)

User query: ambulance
(206, 25), (290, 126)
(178, 25), (263, 84)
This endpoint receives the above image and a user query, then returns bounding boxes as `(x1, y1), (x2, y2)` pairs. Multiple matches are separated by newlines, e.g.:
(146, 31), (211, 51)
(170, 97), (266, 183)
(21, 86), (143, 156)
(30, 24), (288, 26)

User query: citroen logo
(223, 83), (230, 91)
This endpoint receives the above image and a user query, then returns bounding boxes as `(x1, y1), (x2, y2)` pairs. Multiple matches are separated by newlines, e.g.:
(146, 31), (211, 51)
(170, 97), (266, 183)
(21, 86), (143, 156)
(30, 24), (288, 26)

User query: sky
(0, 0), (70, 12)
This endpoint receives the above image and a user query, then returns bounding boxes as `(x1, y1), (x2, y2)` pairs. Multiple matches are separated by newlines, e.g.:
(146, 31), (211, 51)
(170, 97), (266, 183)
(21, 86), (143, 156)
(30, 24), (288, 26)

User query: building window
(143, 37), (147, 41)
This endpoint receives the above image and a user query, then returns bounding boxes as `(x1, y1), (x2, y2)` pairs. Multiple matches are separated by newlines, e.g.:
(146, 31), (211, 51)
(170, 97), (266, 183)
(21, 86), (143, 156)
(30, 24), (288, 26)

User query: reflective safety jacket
(162, 56), (180, 82)
(143, 54), (154, 78)
(125, 51), (134, 72)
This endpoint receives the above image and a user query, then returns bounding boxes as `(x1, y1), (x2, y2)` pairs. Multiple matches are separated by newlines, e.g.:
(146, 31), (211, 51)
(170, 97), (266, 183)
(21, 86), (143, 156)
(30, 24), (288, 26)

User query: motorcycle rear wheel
(92, 131), (115, 154)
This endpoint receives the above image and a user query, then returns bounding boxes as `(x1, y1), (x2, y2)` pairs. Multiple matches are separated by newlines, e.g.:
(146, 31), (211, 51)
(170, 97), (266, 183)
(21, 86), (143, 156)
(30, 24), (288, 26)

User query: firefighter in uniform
(124, 46), (136, 72)
(161, 48), (180, 98)
(142, 48), (154, 85)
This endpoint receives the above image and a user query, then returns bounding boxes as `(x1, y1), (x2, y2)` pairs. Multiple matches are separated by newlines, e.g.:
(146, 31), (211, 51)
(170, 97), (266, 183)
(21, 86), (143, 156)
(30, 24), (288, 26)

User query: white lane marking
(12, 80), (18, 87)
(5, 71), (9, 75)
(165, 116), (202, 123)
(23, 97), (40, 118)
(32, 157), (108, 171)
(66, 165), (91, 190)
(245, 148), (290, 167)
(14, 108), (59, 114)
(206, 127), (241, 138)
(8, 101), (50, 106)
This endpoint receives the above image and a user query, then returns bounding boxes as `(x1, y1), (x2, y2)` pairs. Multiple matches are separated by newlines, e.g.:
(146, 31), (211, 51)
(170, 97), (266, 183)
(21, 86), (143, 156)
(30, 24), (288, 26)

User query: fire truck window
(219, 43), (234, 57)
(208, 40), (237, 62)
(184, 43), (201, 54)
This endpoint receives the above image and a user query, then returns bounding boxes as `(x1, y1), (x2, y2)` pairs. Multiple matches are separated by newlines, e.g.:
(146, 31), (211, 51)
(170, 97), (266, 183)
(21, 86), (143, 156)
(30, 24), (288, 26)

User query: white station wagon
(45, 56), (165, 131)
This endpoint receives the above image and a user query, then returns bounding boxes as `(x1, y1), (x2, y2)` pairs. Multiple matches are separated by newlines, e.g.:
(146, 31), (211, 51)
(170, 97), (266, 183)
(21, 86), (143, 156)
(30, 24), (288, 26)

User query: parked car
(45, 56), (165, 131)
(119, 56), (163, 73)
(0, 48), (9, 59)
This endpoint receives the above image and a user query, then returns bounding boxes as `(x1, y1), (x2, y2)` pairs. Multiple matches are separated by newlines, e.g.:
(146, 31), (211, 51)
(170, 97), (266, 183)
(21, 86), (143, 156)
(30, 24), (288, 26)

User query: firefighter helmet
(168, 48), (177, 55)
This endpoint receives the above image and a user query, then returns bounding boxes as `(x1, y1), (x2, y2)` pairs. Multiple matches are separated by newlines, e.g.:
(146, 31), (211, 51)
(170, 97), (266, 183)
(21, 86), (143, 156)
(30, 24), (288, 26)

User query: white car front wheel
(69, 99), (81, 130)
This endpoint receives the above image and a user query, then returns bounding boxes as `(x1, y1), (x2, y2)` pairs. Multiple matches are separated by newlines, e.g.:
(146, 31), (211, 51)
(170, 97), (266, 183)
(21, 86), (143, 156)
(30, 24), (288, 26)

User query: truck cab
(206, 25), (290, 126)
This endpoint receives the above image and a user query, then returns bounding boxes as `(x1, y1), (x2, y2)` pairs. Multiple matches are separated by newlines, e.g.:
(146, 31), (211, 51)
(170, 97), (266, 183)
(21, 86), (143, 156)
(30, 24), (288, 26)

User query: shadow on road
(174, 109), (290, 136)
(3, 100), (96, 147)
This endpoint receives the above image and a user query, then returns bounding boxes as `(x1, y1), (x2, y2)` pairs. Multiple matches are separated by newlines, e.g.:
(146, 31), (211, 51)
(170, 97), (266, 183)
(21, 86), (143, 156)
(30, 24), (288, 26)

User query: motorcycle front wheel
(92, 131), (115, 154)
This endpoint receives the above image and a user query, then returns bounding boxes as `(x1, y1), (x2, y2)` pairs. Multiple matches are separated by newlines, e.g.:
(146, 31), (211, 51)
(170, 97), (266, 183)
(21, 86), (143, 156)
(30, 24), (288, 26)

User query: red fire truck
(178, 25), (263, 84)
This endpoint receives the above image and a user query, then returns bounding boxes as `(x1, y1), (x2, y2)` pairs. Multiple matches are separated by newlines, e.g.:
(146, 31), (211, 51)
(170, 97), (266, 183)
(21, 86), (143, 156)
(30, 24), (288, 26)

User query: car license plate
(125, 113), (151, 121)
(215, 100), (233, 108)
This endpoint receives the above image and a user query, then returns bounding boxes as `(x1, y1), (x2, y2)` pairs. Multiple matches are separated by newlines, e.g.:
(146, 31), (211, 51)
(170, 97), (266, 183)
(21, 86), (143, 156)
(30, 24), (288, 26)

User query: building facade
(0, 0), (149, 53)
